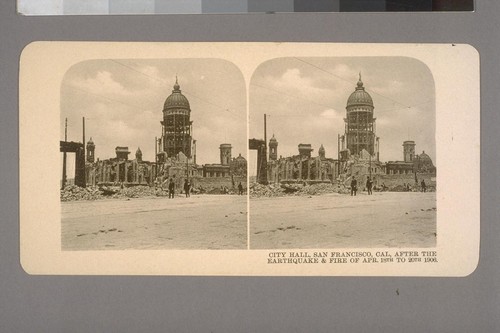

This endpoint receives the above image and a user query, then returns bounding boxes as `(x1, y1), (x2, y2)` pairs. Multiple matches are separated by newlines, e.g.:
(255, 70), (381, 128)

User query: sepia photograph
(249, 57), (437, 249)
(19, 42), (479, 276)
(59, 58), (248, 250)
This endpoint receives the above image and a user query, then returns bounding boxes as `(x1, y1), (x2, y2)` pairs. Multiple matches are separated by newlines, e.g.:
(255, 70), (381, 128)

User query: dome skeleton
(161, 78), (193, 159)
(344, 73), (377, 158)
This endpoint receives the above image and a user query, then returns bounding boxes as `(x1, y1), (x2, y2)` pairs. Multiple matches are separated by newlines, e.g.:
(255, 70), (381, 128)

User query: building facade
(85, 145), (156, 187)
(385, 141), (436, 176)
(267, 137), (339, 184)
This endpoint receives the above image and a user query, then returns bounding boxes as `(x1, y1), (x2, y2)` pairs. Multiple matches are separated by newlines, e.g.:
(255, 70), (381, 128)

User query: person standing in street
(238, 182), (243, 195)
(351, 176), (358, 196)
(421, 179), (427, 193)
(168, 178), (175, 199)
(184, 179), (191, 198)
(366, 176), (373, 195)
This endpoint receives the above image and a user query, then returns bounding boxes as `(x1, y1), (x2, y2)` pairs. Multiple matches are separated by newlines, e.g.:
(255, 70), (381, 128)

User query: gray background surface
(1, 1), (499, 332)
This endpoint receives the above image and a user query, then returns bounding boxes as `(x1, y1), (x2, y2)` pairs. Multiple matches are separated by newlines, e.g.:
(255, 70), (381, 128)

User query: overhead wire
(293, 57), (413, 110)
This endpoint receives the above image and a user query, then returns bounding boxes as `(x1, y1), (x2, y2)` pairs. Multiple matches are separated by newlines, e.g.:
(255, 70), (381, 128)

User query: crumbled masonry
(60, 184), (246, 201)
(249, 182), (435, 198)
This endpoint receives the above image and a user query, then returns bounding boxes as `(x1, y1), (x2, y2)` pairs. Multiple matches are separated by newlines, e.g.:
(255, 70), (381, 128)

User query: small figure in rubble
(238, 182), (244, 195)
(421, 179), (427, 193)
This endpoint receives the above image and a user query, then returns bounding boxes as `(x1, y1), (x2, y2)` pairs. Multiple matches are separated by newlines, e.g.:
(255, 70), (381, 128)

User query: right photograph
(249, 56), (436, 249)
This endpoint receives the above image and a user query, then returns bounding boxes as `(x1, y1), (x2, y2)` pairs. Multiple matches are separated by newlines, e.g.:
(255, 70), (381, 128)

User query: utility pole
(337, 134), (340, 178)
(82, 117), (85, 155)
(369, 153), (372, 178)
(82, 117), (86, 187)
(155, 136), (158, 180)
(193, 140), (197, 165)
(61, 118), (67, 189)
(264, 113), (267, 157)
(186, 147), (189, 182)
(263, 114), (268, 184)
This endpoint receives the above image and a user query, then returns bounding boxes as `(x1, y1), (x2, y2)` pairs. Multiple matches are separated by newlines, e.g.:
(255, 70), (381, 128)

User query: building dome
(236, 153), (246, 162)
(416, 150), (436, 174)
(163, 77), (190, 111)
(269, 134), (277, 144)
(346, 74), (373, 108)
(418, 151), (433, 165)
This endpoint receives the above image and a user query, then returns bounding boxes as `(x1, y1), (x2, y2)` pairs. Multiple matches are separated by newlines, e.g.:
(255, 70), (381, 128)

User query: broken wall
(194, 176), (247, 190)
(375, 173), (436, 190)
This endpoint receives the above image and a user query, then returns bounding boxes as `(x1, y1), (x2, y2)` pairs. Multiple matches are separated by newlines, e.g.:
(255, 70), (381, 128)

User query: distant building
(267, 137), (339, 184)
(85, 143), (156, 186)
(86, 137), (95, 163)
(386, 141), (436, 175)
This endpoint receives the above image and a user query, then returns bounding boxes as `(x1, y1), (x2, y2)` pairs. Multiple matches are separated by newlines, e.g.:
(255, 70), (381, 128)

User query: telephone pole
(61, 118), (67, 189)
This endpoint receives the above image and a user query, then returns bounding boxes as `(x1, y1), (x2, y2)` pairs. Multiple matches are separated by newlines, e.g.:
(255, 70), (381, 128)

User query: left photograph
(59, 58), (248, 250)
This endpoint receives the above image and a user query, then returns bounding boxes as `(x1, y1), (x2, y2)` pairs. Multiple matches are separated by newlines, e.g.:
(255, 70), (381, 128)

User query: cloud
(371, 79), (404, 95)
(70, 71), (127, 96)
(260, 68), (338, 108)
(320, 108), (342, 119)
(331, 63), (359, 81)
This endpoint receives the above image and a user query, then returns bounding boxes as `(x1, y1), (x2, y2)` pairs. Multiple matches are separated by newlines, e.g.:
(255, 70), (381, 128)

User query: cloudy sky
(61, 58), (247, 169)
(248, 56), (435, 176)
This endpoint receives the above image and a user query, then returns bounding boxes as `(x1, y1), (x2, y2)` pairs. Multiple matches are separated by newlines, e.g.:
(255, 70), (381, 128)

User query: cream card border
(19, 42), (479, 276)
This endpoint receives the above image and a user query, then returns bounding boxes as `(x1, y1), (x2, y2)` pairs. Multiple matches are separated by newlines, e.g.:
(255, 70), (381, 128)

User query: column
(316, 159), (320, 179)
(125, 162), (129, 182)
(116, 162), (120, 182)
(298, 159), (302, 180)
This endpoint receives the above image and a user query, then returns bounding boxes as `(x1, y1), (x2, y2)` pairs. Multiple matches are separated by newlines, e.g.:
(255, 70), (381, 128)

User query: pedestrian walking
(238, 182), (243, 195)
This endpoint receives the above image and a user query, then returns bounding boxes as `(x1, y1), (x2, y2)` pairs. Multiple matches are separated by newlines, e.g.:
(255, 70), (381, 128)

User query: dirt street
(250, 192), (436, 249)
(62, 195), (247, 250)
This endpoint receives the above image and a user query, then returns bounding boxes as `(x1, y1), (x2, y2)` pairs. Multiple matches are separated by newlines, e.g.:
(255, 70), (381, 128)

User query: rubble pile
(112, 186), (158, 199)
(251, 182), (354, 198)
(61, 185), (166, 201)
(198, 186), (240, 195)
(389, 185), (409, 192)
(297, 183), (342, 196)
(60, 185), (103, 202)
(249, 183), (286, 197)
